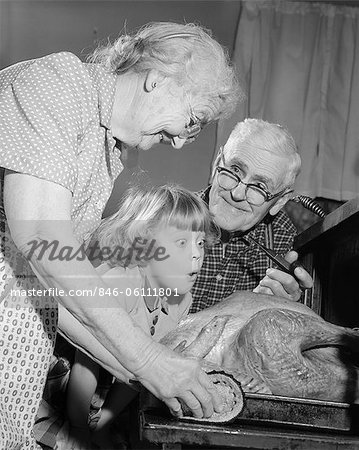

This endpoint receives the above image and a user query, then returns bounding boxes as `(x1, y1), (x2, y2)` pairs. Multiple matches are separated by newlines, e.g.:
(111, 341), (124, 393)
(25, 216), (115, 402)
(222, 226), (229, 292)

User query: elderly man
(191, 118), (312, 313)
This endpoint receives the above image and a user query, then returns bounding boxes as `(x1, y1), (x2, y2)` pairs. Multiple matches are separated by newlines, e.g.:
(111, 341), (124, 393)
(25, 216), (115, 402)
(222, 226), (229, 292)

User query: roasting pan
(236, 393), (359, 432)
(140, 391), (359, 433)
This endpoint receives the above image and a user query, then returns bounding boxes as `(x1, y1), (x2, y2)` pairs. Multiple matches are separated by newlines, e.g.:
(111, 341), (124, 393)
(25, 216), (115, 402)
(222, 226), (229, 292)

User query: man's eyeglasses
(216, 151), (292, 206)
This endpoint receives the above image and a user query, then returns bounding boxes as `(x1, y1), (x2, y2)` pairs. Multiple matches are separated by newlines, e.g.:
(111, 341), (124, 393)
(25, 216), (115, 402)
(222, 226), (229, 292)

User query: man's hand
(134, 344), (223, 419)
(253, 250), (313, 301)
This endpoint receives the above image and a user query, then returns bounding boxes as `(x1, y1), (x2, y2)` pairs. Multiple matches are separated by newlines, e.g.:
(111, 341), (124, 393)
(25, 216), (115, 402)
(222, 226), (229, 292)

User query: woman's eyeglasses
(178, 115), (202, 141)
(178, 92), (203, 142)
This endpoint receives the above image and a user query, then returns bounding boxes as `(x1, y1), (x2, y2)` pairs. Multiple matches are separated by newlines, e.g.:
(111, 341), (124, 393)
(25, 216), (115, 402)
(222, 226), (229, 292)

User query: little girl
(66, 184), (217, 449)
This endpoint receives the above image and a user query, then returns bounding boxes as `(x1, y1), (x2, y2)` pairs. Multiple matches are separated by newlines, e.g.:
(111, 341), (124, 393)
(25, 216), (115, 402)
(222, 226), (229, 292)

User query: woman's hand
(253, 250), (313, 301)
(134, 343), (222, 419)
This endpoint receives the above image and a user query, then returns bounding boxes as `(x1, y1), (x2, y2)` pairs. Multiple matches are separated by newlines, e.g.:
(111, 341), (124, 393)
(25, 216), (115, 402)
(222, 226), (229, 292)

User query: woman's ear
(145, 70), (166, 92)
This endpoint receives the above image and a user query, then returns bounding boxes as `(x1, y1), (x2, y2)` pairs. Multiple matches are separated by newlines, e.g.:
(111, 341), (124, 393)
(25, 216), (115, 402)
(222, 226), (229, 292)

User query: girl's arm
(67, 349), (100, 430)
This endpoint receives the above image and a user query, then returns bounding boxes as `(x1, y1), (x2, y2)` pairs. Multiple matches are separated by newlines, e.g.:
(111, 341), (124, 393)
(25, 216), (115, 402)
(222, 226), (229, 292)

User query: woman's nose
(171, 136), (187, 149)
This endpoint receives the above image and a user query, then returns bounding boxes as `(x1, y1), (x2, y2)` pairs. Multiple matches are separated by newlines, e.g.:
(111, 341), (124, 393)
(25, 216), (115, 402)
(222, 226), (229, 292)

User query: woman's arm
(4, 171), (156, 378)
(4, 171), (222, 419)
(58, 304), (134, 383)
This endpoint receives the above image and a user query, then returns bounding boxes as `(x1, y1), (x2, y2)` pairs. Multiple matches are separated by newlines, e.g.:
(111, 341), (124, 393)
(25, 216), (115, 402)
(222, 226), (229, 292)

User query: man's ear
(144, 69), (166, 92)
(268, 192), (292, 216)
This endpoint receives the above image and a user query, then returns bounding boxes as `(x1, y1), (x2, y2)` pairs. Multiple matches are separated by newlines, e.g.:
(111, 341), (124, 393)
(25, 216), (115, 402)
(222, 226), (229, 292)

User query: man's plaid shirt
(190, 187), (297, 313)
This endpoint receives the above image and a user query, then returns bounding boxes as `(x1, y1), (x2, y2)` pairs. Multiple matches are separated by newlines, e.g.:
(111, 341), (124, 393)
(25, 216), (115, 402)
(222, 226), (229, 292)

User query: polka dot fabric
(0, 53), (123, 448)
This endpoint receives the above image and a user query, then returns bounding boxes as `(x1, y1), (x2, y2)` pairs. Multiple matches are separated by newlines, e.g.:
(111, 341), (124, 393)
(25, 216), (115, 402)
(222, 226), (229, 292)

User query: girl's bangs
(164, 198), (211, 233)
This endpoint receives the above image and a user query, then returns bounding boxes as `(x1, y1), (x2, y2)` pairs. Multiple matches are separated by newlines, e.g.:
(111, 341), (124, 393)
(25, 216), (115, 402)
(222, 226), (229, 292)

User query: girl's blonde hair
(89, 21), (243, 122)
(97, 184), (218, 268)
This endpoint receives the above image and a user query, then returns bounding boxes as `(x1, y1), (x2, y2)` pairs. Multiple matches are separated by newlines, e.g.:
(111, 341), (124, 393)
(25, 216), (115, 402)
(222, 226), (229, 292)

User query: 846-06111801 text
(10, 286), (179, 298)
(97, 287), (179, 297)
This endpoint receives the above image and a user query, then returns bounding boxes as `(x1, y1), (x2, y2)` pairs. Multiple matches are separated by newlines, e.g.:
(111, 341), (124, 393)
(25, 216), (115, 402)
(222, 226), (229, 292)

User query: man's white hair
(224, 118), (301, 188)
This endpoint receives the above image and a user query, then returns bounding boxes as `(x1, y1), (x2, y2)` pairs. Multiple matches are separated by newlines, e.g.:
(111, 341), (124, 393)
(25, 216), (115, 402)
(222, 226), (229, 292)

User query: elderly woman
(0, 22), (240, 448)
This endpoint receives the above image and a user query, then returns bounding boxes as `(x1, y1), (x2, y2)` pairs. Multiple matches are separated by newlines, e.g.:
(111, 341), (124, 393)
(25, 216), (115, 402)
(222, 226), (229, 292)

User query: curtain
(217, 1), (359, 201)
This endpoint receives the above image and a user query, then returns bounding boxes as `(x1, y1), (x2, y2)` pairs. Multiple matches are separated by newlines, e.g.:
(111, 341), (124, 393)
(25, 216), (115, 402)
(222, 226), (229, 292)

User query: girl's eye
(176, 239), (187, 248)
(198, 239), (205, 248)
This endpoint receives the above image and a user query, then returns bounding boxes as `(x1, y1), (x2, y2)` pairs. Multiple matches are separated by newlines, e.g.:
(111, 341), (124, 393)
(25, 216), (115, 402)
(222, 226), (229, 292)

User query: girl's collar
(140, 268), (169, 315)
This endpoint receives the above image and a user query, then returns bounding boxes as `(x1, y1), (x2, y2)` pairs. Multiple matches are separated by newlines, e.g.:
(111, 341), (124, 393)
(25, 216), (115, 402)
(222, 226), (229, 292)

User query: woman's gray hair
(89, 22), (243, 122)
